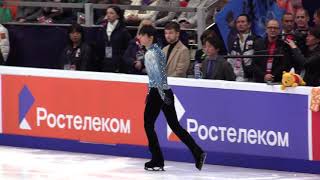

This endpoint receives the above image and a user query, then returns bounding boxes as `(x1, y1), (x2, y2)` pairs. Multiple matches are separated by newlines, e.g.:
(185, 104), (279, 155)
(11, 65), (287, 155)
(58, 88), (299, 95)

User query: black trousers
(144, 88), (203, 162)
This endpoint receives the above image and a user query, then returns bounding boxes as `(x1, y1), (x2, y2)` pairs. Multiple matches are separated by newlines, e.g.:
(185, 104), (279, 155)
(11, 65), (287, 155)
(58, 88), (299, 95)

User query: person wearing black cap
(285, 26), (320, 86)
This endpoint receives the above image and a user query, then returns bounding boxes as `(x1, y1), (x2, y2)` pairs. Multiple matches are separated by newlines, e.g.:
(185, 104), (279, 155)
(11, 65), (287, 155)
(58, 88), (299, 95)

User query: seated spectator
(124, 19), (154, 75)
(285, 26), (320, 86)
(60, 23), (93, 70)
(0, 24), (9, 64)
(124, 0), (158, 26)
(62, 0), (88, 24)
(282, 12), (304, 74)
(98, 5), (131, 72)
(37, 0), (83, 24)
(253, 19), (290, 83)
(88, 0), (113, 24)
(177, 0), (215, 28)
(16, 0), (43, 23)
(194, 29), (217, 64)
(151, 0), (180, 27)
(193, 29), (217, 79)
(37, 0), (64, 24)
(198, 36), (235, 80)
(163, 21), (190, 77)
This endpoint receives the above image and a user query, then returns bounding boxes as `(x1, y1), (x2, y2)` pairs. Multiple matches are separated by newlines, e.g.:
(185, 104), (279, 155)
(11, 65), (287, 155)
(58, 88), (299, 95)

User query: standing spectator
(89, 0), (131, 24)
(60, 23), (93, 70)
(253, 19), (290, 83)
(285, 26), (320, 86)
(0, 24), (9, 64)
(282, 12), (304, 74)
(98, 5), (131, 72)
(200, 36), (235, 80)
(227, 14), (258, 82)
(162, 22), (190, 77)
(88, 0), (113, 24)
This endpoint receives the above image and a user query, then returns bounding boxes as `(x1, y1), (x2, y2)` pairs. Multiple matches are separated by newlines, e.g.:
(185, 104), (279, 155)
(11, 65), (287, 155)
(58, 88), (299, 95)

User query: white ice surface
(0, 146), (319, 180)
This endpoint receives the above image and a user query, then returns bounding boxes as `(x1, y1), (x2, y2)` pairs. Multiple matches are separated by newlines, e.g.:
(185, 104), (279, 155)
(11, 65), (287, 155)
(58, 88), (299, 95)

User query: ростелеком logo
(19, 85), (35, 130)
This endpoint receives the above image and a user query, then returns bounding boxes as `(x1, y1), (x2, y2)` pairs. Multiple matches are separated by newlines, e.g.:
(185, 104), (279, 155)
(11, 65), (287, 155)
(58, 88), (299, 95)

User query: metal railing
(3, 0), (223, 48)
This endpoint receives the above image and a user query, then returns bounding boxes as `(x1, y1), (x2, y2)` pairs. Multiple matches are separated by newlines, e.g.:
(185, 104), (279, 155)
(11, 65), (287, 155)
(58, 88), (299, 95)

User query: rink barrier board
(0, 66), (320, 173)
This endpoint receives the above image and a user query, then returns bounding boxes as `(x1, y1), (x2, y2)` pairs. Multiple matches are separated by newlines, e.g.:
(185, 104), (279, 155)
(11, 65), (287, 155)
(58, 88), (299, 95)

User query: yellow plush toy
(281, 71), (306, 90)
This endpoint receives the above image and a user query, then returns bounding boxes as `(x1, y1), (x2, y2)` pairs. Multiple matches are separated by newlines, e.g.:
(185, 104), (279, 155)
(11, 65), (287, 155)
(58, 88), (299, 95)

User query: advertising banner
(158, 86), (310, 160)
(1, 73), (315, 161)
(2, 75), (148, 145)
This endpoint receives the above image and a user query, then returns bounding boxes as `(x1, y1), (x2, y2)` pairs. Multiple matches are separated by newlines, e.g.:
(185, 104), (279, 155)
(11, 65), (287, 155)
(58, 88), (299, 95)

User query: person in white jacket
(0, 24), (9, 63)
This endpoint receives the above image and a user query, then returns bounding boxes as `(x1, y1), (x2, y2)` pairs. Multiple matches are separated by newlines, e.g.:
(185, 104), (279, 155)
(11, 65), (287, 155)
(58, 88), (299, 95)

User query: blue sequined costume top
(144, 43), (170, 100)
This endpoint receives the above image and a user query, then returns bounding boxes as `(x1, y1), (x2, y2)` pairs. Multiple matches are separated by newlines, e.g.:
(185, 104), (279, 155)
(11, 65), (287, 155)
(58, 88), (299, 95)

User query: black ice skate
(144, 160), (165, 171)
(195, 152), (207, 171)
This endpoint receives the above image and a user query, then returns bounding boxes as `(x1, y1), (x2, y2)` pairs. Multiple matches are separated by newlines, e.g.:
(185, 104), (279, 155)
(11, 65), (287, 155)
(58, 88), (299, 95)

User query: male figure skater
(138, 25), (206, 171)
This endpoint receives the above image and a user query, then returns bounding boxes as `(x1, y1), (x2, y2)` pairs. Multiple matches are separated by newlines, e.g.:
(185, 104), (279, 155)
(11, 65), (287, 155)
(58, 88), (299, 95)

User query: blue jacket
(144, 43), (170, 100)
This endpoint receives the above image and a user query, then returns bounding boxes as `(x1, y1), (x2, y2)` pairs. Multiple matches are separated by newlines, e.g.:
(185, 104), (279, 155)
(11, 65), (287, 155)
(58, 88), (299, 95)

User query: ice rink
(0, 146), (320, 180)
